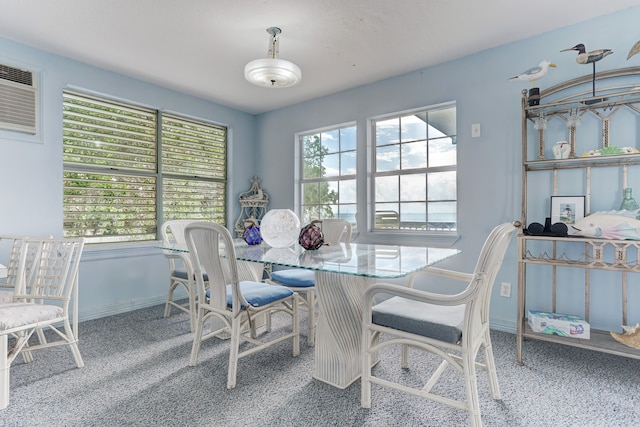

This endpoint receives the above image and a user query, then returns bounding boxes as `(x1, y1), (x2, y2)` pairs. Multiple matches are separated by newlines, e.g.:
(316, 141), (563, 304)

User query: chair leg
(18, 331), (34, 364)
(189, 311), (205, 367)
(187, 281), (197, 332)
(361, 329), (372, 408)
(227, 316), (242, 389)
(265, 311), (272, 332)
(292, 295), (300, 357)
(1, 335), (9, 410)
(401, 344), (409, 369)
(306, 289), (316, 347)
(483, 332), (501, 400)
(463, 350), (482, 427)
(63, 320), (84, 368)
(164, 280), (177, 318)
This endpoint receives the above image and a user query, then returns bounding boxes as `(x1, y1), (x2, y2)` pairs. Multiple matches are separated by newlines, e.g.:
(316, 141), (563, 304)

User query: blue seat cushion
(371, 296), (464, 344)
(173, 269), (208, 281)
(271, 269), (315, 288)
(206, 281), (294, 308)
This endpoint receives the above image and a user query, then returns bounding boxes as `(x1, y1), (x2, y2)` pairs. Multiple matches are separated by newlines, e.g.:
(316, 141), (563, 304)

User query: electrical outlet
(500, 282), (511, 298)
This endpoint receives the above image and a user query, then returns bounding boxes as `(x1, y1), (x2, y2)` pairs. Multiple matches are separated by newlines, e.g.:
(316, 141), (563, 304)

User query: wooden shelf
(521, 323), (640, 361)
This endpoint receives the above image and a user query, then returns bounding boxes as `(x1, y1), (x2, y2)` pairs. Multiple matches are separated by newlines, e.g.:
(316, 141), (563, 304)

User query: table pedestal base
(313, 271), (375, 389)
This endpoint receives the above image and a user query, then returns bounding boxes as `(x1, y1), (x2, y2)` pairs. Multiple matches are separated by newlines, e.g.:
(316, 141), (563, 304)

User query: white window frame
(295, 122), (357, 227)
(62, 90), (227, 244)
(369, 102), (457, 235)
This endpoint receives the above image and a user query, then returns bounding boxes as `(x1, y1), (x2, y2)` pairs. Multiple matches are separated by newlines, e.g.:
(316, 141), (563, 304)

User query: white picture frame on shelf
(550, 196), (585, 225)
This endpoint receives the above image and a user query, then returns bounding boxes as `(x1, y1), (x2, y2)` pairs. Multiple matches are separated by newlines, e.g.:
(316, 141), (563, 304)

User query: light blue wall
(256, 6), (640, 332)
(0, 37), (257, 319)
(1, 6), (639, 330)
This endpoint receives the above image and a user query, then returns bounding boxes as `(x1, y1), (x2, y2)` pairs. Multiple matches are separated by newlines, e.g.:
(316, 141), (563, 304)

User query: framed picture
(550, 196), (585, 225)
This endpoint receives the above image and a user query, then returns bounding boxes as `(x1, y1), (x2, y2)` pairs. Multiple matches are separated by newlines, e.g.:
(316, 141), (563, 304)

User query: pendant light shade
(244, 27), (301, 88)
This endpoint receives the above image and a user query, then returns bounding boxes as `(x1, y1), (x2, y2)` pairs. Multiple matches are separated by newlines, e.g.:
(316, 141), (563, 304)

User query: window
(62, 91), (226, 243)
(371, 103), (456, 232)
(298, 124), (357, 225)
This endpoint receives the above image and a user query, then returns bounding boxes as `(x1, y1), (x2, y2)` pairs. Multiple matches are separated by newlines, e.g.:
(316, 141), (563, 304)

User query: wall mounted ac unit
(0, 63), (37, 134)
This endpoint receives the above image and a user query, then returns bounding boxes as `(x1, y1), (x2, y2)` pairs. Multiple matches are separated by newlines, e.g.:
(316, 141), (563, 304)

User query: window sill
(363, 231), (460, 248)
(82, 241), (162, 262)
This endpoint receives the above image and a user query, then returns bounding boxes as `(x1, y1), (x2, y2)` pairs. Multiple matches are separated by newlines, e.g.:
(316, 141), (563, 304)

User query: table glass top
(162, 239), (459, 279)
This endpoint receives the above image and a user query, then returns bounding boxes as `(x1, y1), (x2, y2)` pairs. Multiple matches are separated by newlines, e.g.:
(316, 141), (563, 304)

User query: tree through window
(299, 125), (357, 226)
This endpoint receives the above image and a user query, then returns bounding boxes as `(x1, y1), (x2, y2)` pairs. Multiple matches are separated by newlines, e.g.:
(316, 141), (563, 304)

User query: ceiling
(0, 0), (637, 115)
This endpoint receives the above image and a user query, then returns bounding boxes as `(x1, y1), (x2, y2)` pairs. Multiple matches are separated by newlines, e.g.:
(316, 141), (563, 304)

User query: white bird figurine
(509, 60), (556, 87)
(628, 40), (640, 60)
(561, 43), (612, 64)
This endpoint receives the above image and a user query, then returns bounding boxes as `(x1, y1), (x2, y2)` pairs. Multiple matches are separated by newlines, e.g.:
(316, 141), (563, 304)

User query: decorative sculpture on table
(260, 209), (300, 248)
(509, 60), (556, 106)
(242, 219), (263, 245)
(298, 220), (325, 250)
(234, 176), (269, 237)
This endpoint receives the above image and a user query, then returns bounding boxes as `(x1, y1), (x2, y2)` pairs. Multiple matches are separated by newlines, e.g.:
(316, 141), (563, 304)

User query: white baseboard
(77, 296), (167, 323)
(490, 317), (517, 334)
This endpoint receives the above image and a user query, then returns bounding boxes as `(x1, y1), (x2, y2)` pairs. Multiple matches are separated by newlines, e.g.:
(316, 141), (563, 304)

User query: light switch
(471, 123), (481, 138)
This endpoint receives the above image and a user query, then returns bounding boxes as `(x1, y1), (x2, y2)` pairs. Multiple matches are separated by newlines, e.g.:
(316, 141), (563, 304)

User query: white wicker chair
(0, 235), (52, 364)
(361, 222), (517, 427)
(184, 222), (299, 389)
(161, 220), (200, 331)
(0, 236), (19, 305)
(0, 236), (36, 305)
(0, 237), (85, 410)
(266, 218), (352, 347)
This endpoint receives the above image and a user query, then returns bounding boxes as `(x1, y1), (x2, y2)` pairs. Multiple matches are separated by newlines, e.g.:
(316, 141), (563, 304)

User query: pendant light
(244, 27), (302, 88)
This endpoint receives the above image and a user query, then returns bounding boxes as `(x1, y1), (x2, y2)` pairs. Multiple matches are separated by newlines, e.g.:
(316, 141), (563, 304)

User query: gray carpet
(2, 304), (640, 427)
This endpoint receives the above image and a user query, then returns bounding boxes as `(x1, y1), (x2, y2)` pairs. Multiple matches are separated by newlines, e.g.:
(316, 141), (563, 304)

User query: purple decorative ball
(243, 224), (263, 245)
(298, 223), (324, 250)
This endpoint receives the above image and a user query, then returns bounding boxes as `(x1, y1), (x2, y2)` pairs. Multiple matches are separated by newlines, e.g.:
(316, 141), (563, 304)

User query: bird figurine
(509, 60), (556, 87)
(628, 40), (640, 60)
(561, 43), (613, 100)
(561, 43), (613, 64)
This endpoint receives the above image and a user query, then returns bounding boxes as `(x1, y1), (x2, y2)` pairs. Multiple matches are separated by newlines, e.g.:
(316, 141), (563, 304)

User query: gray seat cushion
(230, 281), (294, 307)
(371, 296), (464, 344)
(205, 281), (294, 309)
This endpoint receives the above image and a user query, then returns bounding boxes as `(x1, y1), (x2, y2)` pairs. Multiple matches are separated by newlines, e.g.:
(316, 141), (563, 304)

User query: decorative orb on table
(242, 220), (263, 245)
(260, 209), (300, 248)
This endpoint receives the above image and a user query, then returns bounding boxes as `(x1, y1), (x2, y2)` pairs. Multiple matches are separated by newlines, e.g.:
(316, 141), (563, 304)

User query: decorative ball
(298, 221), (325, 250)
(260, 209), (300, 248)
(243, 223), (263, 245)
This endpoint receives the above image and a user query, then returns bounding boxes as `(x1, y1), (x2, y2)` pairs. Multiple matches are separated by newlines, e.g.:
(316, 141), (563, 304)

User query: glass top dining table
(233, 240), (459, 279)
(162, 239), (459, 279)
(162, 239), (460, 389)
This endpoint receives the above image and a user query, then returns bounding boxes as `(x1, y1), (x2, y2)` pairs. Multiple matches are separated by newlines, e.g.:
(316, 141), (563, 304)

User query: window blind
(63, 91), (227, 243)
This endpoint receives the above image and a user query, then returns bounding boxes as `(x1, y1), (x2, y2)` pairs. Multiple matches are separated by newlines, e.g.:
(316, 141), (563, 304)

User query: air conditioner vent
(0, 63), (37, 134)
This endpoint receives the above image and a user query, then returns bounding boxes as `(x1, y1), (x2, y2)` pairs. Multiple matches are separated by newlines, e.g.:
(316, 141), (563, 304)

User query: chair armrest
(407, 267), (473, 288)
(366, 273), (484, 308)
